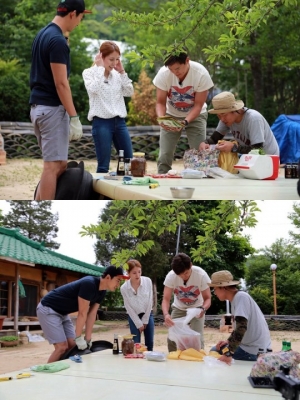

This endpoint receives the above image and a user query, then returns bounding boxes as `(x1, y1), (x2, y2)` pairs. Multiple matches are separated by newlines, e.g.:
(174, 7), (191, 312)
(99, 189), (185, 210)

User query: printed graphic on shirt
(174, 285), (200, 305)
(232, 129), (251, 146)
(168, 86), (195, 112)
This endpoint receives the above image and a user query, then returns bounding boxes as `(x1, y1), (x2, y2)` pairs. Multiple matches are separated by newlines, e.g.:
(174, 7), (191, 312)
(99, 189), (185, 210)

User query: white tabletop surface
(0, 350), (281, 400)
(92, 172), (299, 200)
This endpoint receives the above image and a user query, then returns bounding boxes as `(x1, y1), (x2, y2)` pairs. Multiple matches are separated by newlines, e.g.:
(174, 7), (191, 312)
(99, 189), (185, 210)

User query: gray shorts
(30, 105), (69, 162)
(36, 302), (75, 344)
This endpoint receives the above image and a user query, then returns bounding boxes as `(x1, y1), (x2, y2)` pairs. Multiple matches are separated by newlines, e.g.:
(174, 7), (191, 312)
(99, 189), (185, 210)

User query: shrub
(0, 335), (19, 341)
(127, 70), (157, 126)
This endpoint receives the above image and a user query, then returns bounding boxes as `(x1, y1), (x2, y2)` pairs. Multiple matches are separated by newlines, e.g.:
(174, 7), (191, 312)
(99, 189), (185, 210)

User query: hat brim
(208, 100), (244, 114)
(117, 275), (129, 280)
(209, 280), (240, 287)
(83, 10), (92, 13)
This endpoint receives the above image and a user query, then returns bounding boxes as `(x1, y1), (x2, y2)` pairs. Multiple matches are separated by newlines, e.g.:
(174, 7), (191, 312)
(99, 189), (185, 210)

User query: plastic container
(124, 158), (131, 175)
(144, 351), (166, 362)
(131, 152), (146, 177)
(234, 154), (279, 180)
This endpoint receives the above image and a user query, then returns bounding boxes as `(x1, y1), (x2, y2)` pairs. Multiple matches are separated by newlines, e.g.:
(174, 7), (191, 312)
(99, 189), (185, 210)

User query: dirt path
(0, 322), (299, 374)
(0, 159), (185, 200)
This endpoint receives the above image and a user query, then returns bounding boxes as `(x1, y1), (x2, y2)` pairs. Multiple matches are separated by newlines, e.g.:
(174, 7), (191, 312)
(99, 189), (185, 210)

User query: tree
(245, 238), (300, 314)
(106, 0), (298, 66)
(0, 0), (99, 123)
(2, 201), (60, 249)
(288, 202), (300, 243)
(82, 200), (258, 312)
(103, 0), (300, 118)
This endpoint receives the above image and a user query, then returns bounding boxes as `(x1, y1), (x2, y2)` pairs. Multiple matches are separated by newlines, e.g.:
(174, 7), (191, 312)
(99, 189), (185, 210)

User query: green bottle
(282, 341), (287, 351)
(285, 341), (292, 351)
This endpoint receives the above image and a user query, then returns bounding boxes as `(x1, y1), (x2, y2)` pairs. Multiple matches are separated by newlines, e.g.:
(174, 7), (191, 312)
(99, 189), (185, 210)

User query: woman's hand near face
(94, 52), (104, 67)
(114, 59), (124, 73)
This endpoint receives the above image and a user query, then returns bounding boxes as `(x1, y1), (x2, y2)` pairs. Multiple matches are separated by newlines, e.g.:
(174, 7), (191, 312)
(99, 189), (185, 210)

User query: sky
(0, 200), (299, 265)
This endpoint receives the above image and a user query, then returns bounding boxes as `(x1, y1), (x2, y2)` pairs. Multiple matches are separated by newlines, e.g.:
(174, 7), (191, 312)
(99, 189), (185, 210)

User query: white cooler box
(234, 155), (279, 180)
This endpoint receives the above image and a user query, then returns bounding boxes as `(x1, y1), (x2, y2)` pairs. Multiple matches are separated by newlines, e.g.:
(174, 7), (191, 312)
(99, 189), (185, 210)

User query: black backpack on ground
(34, 161), (99, 200)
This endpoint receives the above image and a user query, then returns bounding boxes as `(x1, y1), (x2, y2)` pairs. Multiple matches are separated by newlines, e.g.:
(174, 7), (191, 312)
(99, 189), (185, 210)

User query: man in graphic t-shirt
(153, 51), (214, 173)
(162, 253), (211, 351)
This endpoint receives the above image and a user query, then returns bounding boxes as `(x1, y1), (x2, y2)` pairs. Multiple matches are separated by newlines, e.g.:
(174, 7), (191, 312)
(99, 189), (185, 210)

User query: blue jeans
(128, 313), (154, 351)
(211, 345), (257, 361)
(92, 116), (133, 173)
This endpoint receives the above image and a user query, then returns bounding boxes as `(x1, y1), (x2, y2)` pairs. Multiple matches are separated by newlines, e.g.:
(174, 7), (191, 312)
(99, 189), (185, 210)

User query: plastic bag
(168, 317), (201, 351)
(144, 351), (166, 362)
(181, 169), (206, 179)
(183, 147), (220, 173)
(203, 356), (232, 367)
(207, 167), (241, 179)
(184, 308), (201, 324)
(217, 140), (239, 174)
(250, 350), (300, 380)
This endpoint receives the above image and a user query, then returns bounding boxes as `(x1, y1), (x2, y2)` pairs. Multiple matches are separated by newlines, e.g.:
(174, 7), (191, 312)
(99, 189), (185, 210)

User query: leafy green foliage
(106, 0), (298, 65)
(2, 201), (60, 250)
(82, 200), (258, 311)
(287, 203), (300, 243)
(0, 0), (299, 122)
(81, 200), (187, 267)
(0, 335), (19, 341)
(245, 237), (300, 314)
(0, 70), (31, 121)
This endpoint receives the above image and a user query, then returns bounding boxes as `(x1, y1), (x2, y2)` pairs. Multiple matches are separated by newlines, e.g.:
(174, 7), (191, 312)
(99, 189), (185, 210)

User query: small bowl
(170, 187), (195, 199)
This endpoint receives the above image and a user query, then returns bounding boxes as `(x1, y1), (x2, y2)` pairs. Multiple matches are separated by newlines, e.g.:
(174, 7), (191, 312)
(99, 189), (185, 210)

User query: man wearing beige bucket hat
(199, 91), (279, 155)
(209, 270), (272, 364)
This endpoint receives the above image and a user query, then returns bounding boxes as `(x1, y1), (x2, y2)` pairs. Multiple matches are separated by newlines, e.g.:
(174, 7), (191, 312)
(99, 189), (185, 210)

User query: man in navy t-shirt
(29, 0), (91, 200)
(37, 266), (128, 363)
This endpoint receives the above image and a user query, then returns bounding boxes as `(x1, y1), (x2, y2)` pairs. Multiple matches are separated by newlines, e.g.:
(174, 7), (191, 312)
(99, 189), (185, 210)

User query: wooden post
(14, 264), (20, 331)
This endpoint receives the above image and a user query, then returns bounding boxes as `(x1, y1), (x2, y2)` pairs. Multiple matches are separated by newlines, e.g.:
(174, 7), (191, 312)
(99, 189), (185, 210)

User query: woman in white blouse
(120, 259), (154, 351)
(82, 41), (133, 173)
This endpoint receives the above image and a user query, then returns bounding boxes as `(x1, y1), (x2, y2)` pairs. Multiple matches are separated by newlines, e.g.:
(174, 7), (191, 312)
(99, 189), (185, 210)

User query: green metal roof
(0, 227), (105, 276)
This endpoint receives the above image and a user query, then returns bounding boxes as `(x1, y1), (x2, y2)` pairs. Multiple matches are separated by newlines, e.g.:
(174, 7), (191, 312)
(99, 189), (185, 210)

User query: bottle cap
(119, 150), (124, 156)
(133, 152), (145, 157)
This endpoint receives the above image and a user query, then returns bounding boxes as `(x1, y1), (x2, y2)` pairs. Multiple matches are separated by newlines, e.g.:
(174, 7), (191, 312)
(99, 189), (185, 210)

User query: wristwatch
(200, 306), (206, 313)
(231, 143), (238, 153)
(183, 119), (189, 126)
(220, 344), (232, 357)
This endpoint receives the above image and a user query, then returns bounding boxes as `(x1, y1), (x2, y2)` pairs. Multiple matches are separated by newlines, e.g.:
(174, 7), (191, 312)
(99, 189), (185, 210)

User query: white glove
(69, 116), (83, 141)
(85, 337), (92, 349)
(75, 336), (87, 350)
